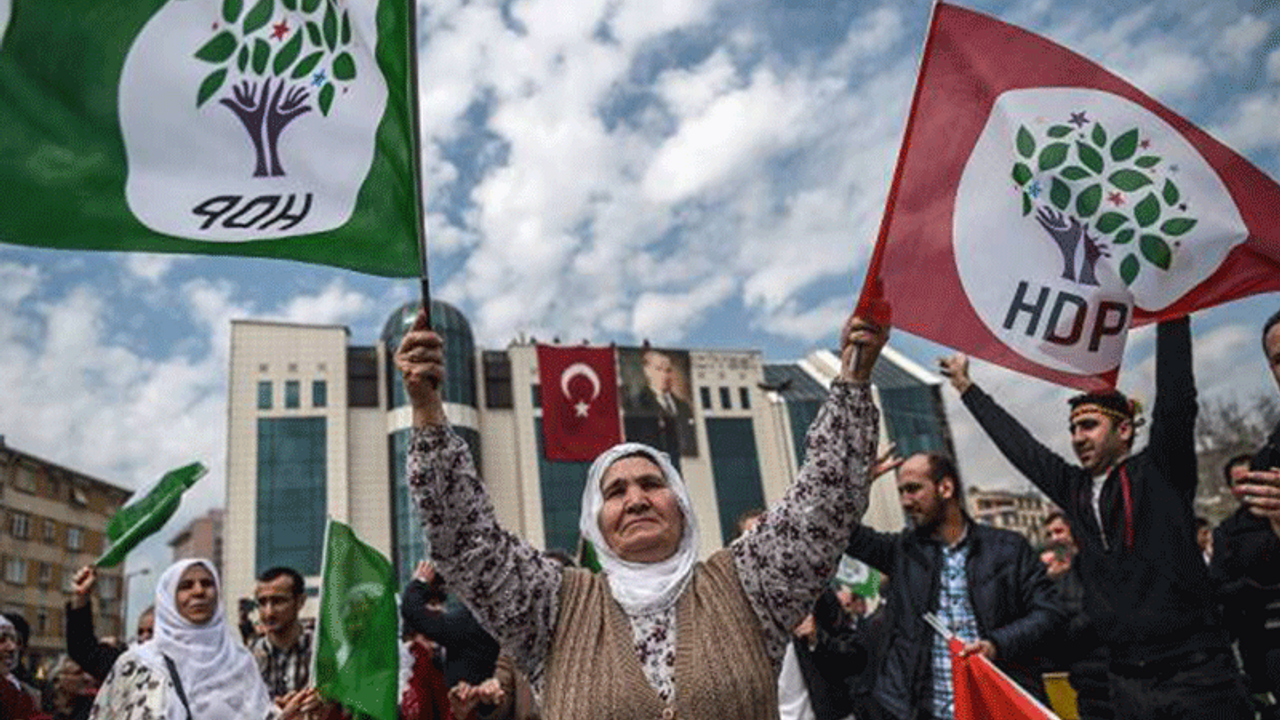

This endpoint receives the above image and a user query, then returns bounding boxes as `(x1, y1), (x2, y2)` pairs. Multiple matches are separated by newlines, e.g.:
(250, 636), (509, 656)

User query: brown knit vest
(543, 549), (779, 720)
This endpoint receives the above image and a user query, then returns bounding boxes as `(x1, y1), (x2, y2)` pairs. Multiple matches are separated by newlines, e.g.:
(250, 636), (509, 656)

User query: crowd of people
(2, 306), (1277, 720)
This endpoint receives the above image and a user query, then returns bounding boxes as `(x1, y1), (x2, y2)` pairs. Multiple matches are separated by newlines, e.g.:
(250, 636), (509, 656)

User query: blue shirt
(931, 535), (979, 720)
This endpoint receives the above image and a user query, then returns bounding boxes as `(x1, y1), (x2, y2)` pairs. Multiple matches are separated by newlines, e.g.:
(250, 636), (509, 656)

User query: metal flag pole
(405, 0), (432, 330)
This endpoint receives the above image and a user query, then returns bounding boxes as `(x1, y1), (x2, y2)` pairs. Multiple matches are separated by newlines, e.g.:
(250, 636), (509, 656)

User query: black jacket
(793, 590), (869, 720)
(401, 579), (501, 687)
(1211, 487), (1280, 693)
(845, 521), (1063, 720)
(961, 318), (1225, 662)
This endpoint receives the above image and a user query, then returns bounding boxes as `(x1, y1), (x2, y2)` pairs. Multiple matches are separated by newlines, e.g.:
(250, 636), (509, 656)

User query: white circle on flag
(561, 363), (602, 401)
(954, 88), (1247, 374)
(118, 0), (388, 242)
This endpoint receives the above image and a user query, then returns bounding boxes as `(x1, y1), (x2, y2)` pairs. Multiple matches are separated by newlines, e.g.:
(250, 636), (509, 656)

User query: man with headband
(939, 317), (1250, 719)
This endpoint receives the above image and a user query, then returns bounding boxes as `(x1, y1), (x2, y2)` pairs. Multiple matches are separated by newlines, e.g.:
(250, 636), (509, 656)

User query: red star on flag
(1107, 191), (1124, 206)
(271, 20), (289, 40)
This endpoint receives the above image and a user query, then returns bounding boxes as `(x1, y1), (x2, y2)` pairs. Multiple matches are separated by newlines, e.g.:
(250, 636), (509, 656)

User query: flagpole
(405, 0), (433, 331)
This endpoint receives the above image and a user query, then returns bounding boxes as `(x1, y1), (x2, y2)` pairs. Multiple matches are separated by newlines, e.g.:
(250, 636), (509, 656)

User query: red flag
(860, 2), (1280, 390)
(949, 638), (1060, 720)
(537, 345), (622, 461)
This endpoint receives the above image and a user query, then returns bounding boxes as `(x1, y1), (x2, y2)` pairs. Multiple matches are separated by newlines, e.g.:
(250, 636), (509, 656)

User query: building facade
(168, 508), (225, 580)
(0, 438), (130, 670)
(968, 487), (1057, 546)
(225, 302), (952, 606)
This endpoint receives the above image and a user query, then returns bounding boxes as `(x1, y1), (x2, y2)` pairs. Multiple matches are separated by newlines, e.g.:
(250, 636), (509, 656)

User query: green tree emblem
(193, 0), (360, 177)
(1010, 115), (1198, 286)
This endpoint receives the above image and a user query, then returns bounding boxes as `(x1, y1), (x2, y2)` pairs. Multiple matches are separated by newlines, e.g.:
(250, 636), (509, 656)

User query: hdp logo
(954, 88), (1247, 374)
(120, 0), (387, 241)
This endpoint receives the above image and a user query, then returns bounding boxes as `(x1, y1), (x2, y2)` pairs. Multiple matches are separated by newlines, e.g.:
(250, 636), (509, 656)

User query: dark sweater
(961, 318), (1223, 661)
(64, 601), (122, 683)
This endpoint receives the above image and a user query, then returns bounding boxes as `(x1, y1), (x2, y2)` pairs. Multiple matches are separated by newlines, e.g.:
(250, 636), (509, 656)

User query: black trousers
(1108, 649), (1252, 719)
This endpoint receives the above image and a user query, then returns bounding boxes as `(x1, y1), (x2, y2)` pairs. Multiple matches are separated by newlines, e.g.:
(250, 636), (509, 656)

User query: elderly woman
(397, 310), (887, 719)
(89, 559), (316, 720)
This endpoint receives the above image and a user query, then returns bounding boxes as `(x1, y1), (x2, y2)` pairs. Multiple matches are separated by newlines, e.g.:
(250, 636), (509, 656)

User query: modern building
(224, 302), (953, 611)
(0, 437), (131, 670)
(968, 487), (1057, 546)
(168, 508), (225, 579)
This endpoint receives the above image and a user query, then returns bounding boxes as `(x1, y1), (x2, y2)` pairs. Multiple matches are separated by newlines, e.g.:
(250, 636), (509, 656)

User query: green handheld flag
(97, 462), (207, 568)
(835, 554), (881, 599)
(314, 519), (399, 720)
(0, 0), (419, 277)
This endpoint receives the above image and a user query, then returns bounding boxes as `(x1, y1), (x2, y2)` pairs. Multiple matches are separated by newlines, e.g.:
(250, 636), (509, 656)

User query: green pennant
(97, 462), (207, 568)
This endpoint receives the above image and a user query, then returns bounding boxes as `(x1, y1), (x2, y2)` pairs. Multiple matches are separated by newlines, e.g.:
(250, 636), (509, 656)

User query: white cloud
(121, 254), (182, 283)
(644, 68), (807, 203)
(1211, 88), (1280, 154)
(1216, 14), (1270, 66)
(631, 275), (735, 343)
(0, 261), (40, 305)
(1268, 48), (1280, 83)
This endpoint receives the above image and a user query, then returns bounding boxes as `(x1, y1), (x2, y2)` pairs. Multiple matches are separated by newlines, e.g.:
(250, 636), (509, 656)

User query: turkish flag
(949, 638), (1061, 720)
(537, 345), (622, 461)
(858, 2), (1280, 390)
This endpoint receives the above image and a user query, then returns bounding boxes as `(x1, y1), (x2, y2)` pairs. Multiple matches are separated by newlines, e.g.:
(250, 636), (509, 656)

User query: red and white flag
(858, 2), (1280, 389)
(537, 346), (622, 462)
(949, 637), (1060, 720)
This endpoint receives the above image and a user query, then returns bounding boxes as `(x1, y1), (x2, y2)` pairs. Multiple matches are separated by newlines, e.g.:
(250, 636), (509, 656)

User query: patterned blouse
(88, 650), (282, 720)
(406, 381), (879, 701)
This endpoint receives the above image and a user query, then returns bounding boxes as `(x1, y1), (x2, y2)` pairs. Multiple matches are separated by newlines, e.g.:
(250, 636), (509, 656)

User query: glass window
(700, 387), (712, 410)
(285, 380), (300, 409)
(257, 380), (272, 410)
(531, 384), (541, 407)
(37, 563), (52, 587)
(312, 380), (327, 408)
(9, 512), (29, 540)
(739, 387), (752, 410)
(4, 557), (27, 584)
(706, 418), (766, 545)
(67, 526), (83, 551)
(348, 347), (379, 408)
(43, 519), (57, 544)
(13, 465), (35, 493)
(99, 575), (119, 600)
(483, 352), (513, 409)
(534, 419), (591, 556)
(719, 387), (732, 410)
(256, 418), (327, 576)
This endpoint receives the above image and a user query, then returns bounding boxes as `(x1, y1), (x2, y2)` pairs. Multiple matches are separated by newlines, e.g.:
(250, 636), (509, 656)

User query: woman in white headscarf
(88, 559), (315, 720)
(397, 309), (888, 719)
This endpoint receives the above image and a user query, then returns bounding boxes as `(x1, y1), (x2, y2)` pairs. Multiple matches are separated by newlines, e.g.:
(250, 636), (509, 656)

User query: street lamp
(122, 565), (151, 642)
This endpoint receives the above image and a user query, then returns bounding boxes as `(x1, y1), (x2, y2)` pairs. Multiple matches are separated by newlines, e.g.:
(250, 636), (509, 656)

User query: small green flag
(835, 554), (881, 599)
(314, 519), (399, 720)
(0, 0), (419, 277)
(97, 462), (207, 568)
(578, 538), (602, 573)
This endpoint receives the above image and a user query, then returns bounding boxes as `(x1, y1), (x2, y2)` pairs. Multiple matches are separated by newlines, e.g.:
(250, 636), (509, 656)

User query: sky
(4, 0), (1280, 631)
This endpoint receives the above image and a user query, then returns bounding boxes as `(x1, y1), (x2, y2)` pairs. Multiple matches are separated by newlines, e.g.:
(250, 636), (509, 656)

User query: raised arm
(1147, 317), (1197, 499)
(66, 565), (122, 683)
(941, 354), (1079, 511)
(732, 313), (883, 664)
(398, 310), (563, 683)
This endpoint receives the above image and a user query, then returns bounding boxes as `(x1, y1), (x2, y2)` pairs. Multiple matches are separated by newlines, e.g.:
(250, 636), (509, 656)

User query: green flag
(314, 519), (399, 720)
(0, 0), (419, 277)
(97, 462), (207, 568)
(835, 554), (881, 599)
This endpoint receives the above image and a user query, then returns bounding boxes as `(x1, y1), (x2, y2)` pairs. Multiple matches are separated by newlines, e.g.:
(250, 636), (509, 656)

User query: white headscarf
(578, 443), (701, 615)
(0, 614), (19, 689)
(133, 559), (271, 720)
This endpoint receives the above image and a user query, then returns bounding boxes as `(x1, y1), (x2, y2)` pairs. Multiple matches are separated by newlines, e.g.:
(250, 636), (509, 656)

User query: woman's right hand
(394, 309), (447, 427)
